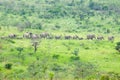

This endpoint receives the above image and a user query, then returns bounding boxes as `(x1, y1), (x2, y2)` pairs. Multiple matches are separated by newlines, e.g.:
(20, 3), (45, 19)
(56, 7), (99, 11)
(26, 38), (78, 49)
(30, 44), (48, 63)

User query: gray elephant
(55, 35), (62, 39)
(8, 34), (16, 38)
(64, 35), (72, 40)
(78, 37), (84, 40)
(87, 34), (96, 40)
(23, 32), (32, 38)
(31, 34), (39, 39)
(108, 36), (114, 41)
(47, 35), (54, 39)
(40, 32), (50, 38)
(97, 36), (104, 40)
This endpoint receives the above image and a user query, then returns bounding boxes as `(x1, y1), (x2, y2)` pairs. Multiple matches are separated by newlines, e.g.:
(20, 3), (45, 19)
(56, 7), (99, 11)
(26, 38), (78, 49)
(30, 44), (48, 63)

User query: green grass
(0, 27), (120, 79)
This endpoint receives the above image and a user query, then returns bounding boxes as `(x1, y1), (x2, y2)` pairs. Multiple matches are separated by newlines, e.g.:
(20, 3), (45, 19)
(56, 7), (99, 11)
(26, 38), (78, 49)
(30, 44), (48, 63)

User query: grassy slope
(1, 27), (120, 73)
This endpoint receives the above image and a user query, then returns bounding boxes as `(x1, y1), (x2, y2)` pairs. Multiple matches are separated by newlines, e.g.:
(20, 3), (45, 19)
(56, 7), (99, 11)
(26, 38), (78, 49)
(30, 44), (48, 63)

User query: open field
(0, 27), (120, 80)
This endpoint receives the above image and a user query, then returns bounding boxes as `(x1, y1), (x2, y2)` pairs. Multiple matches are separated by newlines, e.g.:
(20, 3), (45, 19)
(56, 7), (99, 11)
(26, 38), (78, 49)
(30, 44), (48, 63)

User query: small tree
(115, 42), (120, 52)
(72, 48), (79, 56)
(32, 41), (39, 53)
(49, 72), (54, 80)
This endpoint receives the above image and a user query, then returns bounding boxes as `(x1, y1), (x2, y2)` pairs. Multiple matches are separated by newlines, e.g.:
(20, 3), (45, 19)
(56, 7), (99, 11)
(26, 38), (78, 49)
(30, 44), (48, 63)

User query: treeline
(0, 0), (120, 17)
(0, 0), (120, 31)
(1, 0), (120, 16)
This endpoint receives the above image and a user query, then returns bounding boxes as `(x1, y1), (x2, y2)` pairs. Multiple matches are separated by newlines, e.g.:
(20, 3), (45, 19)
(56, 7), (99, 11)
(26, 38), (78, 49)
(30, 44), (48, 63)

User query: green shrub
(115, 42), (120, 52)
(55, 24), (61, 29)
(52, 54), (60, 59)
(49, 72), (54, 80)
(70, 56), (80, 61)
(100, 74), (110, 80)
(72, 48), (79, 56)
(5, 63), (12, 69)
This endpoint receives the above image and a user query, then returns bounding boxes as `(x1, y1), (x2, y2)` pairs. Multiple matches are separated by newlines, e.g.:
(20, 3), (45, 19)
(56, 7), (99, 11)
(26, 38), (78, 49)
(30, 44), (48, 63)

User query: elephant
(31, 34), (39, 39)
(8, 34), (16, 38)
(55, 35), (62, 39)
(40, 32), (50, 38)
(64, 35), (72, 40)
(108, 36), (114, 41)
(23, 32), (32, 38)
(78, 37), (84, 40)
(87, 34), (96, 40)
(97, 36), (104, 40)
(47, 35), (54, 39)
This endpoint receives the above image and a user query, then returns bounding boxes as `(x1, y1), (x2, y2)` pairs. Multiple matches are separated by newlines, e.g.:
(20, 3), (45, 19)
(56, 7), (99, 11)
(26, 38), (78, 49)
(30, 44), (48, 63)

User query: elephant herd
(0, 32), (115, 41)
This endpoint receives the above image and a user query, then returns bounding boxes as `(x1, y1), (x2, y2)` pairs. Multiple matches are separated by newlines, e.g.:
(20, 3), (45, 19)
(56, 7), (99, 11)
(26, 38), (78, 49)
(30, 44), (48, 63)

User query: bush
(52, 54), (60, 59)
(49, 72), (54, 80)
(115, 42), (120, 52)
(5, 63), (12, 69)
(100, 74), (110, 80)
(72, 48), (79, 56)
(55, 24), (61, 29)
(70, 56), (80, 61)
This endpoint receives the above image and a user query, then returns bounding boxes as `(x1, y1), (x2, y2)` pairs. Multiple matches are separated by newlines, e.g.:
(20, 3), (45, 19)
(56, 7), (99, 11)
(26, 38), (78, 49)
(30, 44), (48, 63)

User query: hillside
(0, 0), (120, 80)
(0, 0), (120, 33)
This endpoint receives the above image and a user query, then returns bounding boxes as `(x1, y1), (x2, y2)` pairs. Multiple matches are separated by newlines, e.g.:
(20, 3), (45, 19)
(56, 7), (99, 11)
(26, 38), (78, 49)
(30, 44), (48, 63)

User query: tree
(49, 72), (54, 80)
(115, 42), (120, 52)
(32, 41), (39, 53)
(72, 48), (79, 56)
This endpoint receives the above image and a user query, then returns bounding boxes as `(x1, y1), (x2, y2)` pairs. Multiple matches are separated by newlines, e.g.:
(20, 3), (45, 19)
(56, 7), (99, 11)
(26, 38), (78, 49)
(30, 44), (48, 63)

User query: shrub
(5, 63), (12, 69)
(52, 54), (60, 59)
(72, 48), (79, 56)
(115, 42), (120, 52)
(70, 56), (80, 61)
(100, 74), (110, 80)
(85, 47), (90, 50)
(55, 24), (61, 29)
(49, 72), (54, 80)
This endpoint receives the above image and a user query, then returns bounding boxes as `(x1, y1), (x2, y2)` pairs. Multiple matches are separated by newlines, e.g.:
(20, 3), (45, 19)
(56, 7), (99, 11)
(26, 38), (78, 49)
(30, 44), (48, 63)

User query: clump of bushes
(5, 63), (12, 69)
(72, 48), (79, 56)
(100, 74), (110, 80)
(115, 42), (120, 52)
(70, 56), (80, 61)
(52, 54), (60, 59)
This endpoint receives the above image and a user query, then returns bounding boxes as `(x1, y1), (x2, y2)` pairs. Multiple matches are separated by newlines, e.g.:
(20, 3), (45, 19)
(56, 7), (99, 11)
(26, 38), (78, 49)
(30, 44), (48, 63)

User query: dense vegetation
(0, 0), (120, 33)
(0, 0), (120, 80)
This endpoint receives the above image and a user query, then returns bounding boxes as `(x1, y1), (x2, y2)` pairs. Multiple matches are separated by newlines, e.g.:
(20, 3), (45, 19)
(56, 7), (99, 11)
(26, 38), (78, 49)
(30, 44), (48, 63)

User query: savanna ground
(0, 26), (120, 80)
